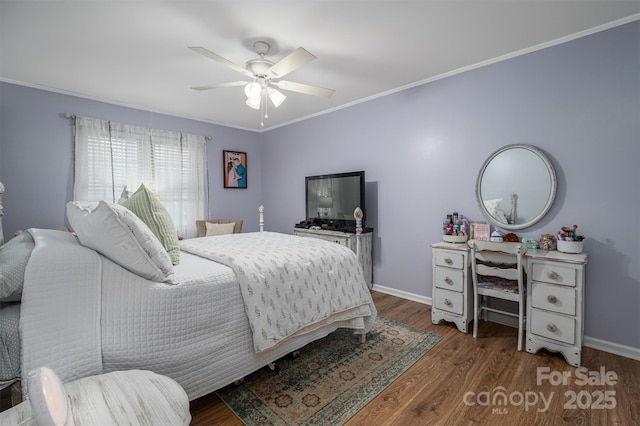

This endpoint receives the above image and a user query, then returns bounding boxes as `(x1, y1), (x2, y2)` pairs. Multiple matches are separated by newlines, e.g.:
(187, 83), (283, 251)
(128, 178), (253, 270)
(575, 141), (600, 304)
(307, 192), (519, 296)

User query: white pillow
(117, 185), (132, 203)
(66, 201), (177, 284)
(66, 200), (98, 216)
(494, 209), (509, 224)
(483, 198), (503, 217)
(119, 184), (180, 265)
(205, 222), (236, 236)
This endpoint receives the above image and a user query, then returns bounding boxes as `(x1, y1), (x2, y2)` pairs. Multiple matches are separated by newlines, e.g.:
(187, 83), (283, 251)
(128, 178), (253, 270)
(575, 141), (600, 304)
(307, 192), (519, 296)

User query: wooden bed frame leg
(268, 361), (282, 375)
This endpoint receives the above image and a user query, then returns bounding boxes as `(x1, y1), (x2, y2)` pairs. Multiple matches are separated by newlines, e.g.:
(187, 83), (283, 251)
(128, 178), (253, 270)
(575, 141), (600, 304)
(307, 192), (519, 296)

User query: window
(73, 116), (208, 238)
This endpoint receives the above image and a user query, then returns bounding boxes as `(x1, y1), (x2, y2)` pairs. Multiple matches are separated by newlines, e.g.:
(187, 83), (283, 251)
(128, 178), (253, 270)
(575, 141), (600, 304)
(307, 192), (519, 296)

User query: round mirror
(476, 144), (556, 230)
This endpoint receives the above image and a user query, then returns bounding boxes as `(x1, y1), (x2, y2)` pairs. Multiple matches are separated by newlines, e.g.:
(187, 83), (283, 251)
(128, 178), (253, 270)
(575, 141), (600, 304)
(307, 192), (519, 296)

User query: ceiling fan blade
(190, 81), (249, 91)
(188, 46), (254, 78)
(274, 80), (335, 98)
(268, 47), (316, 78)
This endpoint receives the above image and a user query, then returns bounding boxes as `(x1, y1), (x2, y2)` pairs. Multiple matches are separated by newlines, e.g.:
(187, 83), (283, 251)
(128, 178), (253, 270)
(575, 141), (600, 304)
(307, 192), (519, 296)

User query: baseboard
(484, 314), (640, 360)
(371, 283), (431, 306)
(584, 336), (640, 361)
(372, 285), (640, 361)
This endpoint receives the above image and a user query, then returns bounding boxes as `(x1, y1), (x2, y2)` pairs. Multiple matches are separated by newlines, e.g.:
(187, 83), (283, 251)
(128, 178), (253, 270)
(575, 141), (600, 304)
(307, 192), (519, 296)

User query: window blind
(73, 116), (208, 238)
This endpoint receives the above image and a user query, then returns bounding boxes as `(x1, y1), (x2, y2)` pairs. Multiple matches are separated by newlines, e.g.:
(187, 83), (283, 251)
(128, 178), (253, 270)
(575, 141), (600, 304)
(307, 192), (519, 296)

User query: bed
(0, 186), (377, 402)
(0, 303), (20, 390)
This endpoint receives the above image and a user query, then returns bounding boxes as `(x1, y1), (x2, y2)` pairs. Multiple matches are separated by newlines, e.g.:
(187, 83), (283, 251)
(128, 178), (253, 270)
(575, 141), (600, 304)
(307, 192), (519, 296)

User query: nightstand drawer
(434, 288), (463, 315)
(531, 282), (576, 315)
(531, 263), (576, 287)
(298, 232), (349, 247)
(530, 309), (576, 345)
(434, 251), (465, 269)
(434, 267), (464, 292)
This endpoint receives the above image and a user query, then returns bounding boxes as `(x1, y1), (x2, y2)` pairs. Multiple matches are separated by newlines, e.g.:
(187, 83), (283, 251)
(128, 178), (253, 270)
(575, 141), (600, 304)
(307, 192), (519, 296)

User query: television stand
(292, 227), (373, 288)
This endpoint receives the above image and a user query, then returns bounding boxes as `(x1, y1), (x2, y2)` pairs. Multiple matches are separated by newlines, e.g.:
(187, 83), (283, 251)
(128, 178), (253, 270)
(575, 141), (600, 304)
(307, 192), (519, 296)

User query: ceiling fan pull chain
(264, 89), (269, 119)
(260, 88), (265, 126)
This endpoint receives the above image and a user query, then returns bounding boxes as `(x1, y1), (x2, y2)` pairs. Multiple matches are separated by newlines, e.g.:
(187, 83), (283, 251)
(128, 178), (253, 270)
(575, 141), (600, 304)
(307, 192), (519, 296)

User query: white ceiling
(1, 1), (638, 132)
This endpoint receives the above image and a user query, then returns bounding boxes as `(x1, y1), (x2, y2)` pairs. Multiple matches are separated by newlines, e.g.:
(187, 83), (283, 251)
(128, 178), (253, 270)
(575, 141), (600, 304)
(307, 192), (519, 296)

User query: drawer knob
(445, 258), (453, 265)
(444, 277), (453, 285)
(546, 324), (558, 333)
(444, 299), (452, 307)
(547, 295), (558, 304)
(547, 271), (559, 280)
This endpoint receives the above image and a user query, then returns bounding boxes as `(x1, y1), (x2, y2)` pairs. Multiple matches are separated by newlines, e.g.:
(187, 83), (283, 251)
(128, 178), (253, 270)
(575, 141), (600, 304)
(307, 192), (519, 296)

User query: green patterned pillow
(120, 184), (180, 265)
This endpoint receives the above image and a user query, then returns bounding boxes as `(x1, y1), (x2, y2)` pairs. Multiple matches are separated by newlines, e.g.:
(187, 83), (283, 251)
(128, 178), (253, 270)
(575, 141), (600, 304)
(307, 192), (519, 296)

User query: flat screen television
(305, 170), (365, 231)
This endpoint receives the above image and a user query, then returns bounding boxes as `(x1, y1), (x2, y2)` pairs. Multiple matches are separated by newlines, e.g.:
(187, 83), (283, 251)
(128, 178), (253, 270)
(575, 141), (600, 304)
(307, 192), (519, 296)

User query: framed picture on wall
(223, 150), (247, 188)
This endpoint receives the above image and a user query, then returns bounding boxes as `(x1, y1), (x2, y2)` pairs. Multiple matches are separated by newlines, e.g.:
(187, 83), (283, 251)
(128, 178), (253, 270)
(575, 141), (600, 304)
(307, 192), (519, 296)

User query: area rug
(216, 316), (442, 425)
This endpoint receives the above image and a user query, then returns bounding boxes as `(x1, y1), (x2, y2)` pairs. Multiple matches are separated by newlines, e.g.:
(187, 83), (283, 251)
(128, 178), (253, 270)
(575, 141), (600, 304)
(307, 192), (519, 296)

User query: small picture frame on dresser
(473, 223), (491, 241)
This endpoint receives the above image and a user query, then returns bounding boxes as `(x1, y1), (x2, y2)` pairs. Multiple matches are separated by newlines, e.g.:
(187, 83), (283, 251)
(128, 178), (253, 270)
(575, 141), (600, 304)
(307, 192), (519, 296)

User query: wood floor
(190, 290), (639, 425)
(2, 291), (637, 424)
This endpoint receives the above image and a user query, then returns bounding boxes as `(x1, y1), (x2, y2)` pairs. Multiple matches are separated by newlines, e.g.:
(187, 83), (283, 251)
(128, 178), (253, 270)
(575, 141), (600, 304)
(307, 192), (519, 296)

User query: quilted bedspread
(19, 229), (376, 400)
(180, 232), (374, 352)
(21, 229), (104, 396)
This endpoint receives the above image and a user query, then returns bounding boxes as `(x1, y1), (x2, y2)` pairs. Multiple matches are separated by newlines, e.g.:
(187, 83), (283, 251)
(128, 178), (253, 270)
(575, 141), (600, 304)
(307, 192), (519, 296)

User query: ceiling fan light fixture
(267, 87), (286, 108)
(189, 42), (334, 126)
(244, 81), (262, 99)
(245, 97), (261, 109)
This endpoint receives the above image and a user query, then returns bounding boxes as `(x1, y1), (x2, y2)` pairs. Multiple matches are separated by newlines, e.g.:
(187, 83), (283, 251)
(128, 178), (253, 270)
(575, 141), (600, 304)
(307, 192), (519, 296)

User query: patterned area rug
(216, 316), (442, 425)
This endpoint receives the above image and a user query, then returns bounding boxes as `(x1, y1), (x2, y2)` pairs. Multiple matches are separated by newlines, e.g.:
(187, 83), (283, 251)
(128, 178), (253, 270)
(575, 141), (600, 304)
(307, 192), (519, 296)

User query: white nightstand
(293, 228), (373, 288)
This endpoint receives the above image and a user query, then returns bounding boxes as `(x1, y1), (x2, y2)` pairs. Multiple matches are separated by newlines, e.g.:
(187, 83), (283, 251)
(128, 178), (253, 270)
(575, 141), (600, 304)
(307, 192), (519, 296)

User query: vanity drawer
(434, 288), (463, 315)
(531, 263), (576, 287)
(531, 282), (576, 316)
(434, 250), (465, 270)
(434, 267), (464, 292)
(530, 309), (576, 345)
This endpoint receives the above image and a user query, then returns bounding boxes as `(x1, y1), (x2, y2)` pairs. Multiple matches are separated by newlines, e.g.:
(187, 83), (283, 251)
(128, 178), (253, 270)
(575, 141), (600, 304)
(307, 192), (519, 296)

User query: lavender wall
(0, 22), (638, 350)
(0, 83), (263, 234)
(261, 22), (640, 349)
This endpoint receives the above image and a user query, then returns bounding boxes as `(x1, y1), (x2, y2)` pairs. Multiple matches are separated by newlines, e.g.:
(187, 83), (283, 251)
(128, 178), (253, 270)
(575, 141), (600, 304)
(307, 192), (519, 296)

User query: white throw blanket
(180, 232), (374, 352)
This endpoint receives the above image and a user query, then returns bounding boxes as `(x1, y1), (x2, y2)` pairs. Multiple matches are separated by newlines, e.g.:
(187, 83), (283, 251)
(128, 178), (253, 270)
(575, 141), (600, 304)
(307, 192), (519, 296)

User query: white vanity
(430, 243), (588, 366)
(431, 144), (588, 366)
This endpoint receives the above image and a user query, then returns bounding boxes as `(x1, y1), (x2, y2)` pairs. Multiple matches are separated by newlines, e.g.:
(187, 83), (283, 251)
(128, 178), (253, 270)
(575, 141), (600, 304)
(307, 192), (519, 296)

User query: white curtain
(73, 116), (208, 238)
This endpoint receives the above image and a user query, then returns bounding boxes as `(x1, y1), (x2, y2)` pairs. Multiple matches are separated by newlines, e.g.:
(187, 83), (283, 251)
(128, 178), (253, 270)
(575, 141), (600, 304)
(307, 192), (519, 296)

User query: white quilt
(20, 229), (377, 400)
(21, 229), (104, 395)
(180, 232), (374, 352)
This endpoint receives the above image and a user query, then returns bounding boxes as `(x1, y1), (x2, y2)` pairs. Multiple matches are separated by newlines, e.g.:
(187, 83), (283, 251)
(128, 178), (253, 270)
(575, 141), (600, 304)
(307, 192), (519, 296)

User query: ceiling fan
(189, 41), (335, 126)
